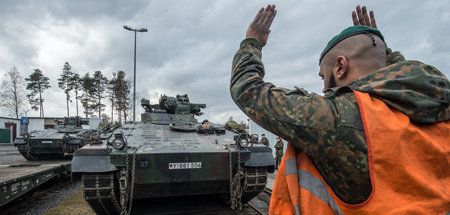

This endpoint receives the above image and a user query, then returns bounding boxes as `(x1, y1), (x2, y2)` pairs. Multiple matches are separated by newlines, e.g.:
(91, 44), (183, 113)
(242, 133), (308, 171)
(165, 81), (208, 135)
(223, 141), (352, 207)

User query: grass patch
(45, 189), (95, 215)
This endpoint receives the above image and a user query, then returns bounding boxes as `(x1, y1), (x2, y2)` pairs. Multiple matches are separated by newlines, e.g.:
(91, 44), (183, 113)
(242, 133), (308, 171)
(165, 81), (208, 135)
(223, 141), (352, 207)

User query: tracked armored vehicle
(14, 116), (95, 160)
(72, 94), (275, 214)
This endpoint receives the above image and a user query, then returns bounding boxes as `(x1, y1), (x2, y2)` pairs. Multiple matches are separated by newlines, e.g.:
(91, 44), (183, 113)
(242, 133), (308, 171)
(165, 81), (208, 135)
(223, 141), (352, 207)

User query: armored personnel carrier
(72, 94), (275, 214)
(14, 116), (95, 160)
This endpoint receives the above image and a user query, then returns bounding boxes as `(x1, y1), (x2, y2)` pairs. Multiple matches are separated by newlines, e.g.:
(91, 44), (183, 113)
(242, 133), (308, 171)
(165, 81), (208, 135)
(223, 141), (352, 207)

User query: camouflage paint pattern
(230, 38), (450, 204)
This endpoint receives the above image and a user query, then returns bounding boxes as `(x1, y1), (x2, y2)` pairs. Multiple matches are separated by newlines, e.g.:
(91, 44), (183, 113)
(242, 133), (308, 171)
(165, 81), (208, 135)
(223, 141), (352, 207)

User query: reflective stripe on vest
(285, 157), (344, 215)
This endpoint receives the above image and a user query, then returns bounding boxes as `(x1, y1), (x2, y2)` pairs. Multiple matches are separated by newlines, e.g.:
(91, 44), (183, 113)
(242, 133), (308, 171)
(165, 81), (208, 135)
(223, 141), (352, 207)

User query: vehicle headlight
(238, 138), (250, 148)
(111, 138), (125, 150)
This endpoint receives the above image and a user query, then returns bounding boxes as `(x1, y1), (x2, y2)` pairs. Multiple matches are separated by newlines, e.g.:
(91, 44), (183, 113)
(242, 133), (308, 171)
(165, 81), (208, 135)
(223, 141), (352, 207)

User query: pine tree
(25, 69), (51, 117)
(91, 71), (108, 118)
(122, 77), (132, 123)
(111, 71), (130, 124)
(0, 66), (28, 118)
(98, 113), (111, 130)
(107, 72), (117, 122)
(58, 62), (74, 117)
(80, 73), (95, 117)
(68, 73), (81, 116)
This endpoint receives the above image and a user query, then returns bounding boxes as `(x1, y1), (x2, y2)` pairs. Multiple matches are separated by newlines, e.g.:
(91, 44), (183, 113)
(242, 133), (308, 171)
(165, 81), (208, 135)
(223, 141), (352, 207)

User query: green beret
(319, 25), (385, 64)
(202, 119), (209, 124)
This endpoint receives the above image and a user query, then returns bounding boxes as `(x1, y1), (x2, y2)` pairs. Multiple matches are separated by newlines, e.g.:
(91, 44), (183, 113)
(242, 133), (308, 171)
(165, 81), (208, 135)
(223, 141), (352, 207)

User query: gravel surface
(14, 180), (82, 215)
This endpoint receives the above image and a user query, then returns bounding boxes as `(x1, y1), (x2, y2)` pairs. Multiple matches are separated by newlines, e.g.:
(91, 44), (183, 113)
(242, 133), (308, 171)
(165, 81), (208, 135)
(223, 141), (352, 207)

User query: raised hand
(352, 5), (377, 29)
(246, 4), (277, 47)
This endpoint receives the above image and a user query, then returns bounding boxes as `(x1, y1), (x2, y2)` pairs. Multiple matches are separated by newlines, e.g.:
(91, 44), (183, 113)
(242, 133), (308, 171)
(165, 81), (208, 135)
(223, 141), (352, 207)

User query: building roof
(0, 116), (21, 121)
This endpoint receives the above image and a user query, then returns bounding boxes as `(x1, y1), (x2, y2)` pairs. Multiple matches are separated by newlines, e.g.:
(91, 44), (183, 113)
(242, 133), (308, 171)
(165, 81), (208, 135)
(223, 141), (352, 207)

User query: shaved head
(322, 34), (386, 73)
(319, 34), (386, 92)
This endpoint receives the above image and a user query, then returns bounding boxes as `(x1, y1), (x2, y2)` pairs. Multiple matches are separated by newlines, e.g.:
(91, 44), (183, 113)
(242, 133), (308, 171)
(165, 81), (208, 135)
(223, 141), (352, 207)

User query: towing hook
(119, 176), (127, 190)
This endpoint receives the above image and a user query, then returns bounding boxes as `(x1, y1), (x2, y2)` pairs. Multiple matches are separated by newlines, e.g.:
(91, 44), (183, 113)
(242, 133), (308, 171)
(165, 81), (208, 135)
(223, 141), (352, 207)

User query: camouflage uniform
(230, 38), (450, 204)
(274, 139), (284, 169)
(260, 136), (269, 146)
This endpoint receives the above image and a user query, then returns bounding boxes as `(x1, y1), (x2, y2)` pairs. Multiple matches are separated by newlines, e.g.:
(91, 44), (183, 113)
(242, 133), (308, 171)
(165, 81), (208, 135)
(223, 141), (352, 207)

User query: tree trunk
(111, 98), (114, 122)
(75, 91), (79, 116)
(39, 83), (44, 117)
(118, 108), (122, 125)
(14, 83), (19, 119)
(66, 82), (70, 117)
(98, 92), (101, 117)
(85, 104), (88, 118)
(66, 92), (69, 117)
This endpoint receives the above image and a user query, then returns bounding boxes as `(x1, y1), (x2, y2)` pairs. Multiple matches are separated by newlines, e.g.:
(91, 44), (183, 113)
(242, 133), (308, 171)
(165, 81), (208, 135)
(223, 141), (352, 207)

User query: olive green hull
(15, 138), (86, 160)
(122, 150), (243, 198)
(133, 181), (229, 199)
(72, 94), (274, 215)
(15, 139), (66, 160)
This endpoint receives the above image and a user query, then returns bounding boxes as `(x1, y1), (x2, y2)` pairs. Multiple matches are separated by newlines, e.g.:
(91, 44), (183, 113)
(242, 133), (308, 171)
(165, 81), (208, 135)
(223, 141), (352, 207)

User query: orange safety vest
(269, 91), (450, 214)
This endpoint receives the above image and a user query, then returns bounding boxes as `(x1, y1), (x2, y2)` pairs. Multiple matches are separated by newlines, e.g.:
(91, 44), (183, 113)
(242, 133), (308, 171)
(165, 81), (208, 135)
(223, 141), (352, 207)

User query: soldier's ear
(335, 56), (348, 79)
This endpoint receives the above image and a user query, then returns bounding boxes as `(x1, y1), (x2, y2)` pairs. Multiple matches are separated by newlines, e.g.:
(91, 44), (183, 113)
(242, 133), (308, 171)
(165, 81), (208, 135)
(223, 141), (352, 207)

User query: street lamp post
(123, 25), (148, 122)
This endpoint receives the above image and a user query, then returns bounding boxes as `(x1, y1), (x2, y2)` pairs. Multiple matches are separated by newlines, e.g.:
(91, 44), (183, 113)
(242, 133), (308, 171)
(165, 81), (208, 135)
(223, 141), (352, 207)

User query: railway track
(0, 146), (74, 215)
(0, 175), (72, 215)
(247, 188), (272, 215)
(124, 188), (273, 215)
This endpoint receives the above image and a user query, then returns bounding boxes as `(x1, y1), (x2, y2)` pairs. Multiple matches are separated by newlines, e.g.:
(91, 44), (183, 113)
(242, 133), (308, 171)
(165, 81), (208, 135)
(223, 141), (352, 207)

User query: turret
(141, 94), (206, 124)
(57, 116), (89, 133)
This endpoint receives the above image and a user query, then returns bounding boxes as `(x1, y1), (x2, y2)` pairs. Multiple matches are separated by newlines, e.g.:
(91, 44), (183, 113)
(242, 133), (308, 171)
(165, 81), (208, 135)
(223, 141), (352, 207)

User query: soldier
(196, 119), (211, 134)
(251, 134), (258, 144)
(274, 136), (283, 170)
(259, 133), (269, 146)
(201, 119), (210, 130)
(230, 4), (449, 214)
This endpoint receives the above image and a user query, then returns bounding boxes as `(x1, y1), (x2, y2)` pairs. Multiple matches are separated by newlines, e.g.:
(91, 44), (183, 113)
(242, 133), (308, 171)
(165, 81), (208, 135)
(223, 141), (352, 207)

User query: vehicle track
(128, 191), (272, 215)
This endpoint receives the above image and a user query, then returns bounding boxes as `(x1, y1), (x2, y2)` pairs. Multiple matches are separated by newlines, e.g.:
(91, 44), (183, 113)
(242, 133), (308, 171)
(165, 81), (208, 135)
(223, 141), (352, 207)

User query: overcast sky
(0, 0), (449, 124)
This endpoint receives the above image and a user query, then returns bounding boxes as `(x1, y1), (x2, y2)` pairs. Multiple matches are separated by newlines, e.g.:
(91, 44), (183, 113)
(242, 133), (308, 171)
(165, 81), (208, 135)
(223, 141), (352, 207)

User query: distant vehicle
(72, 94), (275, 214)
(14, 116), (96, 160)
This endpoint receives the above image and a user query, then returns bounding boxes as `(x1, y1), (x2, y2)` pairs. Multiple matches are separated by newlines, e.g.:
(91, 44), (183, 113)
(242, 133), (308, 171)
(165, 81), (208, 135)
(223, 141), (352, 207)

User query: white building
(0, 117), (20, 144)
(24, 117), (101, 132)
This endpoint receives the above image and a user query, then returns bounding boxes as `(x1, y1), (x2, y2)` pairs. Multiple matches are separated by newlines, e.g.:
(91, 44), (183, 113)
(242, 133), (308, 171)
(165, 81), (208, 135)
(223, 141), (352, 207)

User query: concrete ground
(0, 144), (26, 165)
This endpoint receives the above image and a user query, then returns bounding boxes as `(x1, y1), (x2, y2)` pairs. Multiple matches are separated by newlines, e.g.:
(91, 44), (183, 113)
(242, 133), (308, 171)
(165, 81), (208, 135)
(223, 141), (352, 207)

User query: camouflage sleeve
(230, 38), (340, 160)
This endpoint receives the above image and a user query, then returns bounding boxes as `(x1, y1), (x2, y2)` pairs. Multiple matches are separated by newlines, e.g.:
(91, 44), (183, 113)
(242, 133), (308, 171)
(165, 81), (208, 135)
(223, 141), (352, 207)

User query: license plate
(41, 141), (53, 144)
(168, 162), (201, 169)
